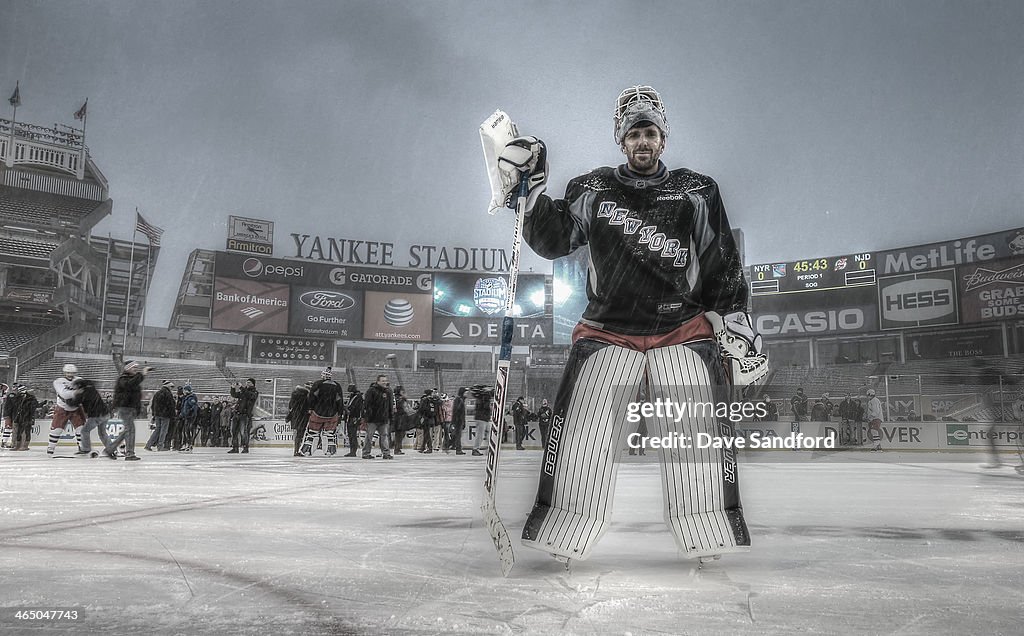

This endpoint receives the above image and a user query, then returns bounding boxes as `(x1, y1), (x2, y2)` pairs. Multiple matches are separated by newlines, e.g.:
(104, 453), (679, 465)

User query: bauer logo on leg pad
(543, 414), (564, 477)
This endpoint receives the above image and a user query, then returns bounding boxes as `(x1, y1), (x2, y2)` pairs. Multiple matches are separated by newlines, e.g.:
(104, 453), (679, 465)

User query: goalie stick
(479, 110), (525, 576)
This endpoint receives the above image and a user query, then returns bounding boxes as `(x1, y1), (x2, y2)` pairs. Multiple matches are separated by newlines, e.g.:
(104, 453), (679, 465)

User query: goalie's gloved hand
(497, 136), (547, 213)
(706, 310), (768, 387)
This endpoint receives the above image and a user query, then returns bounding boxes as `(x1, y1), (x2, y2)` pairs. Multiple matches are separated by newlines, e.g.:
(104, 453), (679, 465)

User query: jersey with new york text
(523, 163), (748, 336)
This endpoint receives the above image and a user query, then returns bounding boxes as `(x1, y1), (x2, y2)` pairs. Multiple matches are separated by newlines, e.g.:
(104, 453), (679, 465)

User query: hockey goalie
(492, 85), (768, 564)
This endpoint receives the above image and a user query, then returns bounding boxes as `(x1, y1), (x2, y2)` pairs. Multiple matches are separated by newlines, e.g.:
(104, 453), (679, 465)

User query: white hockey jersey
(53, 377), (80, 411)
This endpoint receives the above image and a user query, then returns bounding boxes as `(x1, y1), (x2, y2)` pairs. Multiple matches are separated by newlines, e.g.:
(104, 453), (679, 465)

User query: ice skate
(698, 554), (723, 569)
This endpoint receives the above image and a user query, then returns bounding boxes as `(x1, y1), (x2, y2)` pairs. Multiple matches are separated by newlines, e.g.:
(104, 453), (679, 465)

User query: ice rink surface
(1, 446), (1021, 635)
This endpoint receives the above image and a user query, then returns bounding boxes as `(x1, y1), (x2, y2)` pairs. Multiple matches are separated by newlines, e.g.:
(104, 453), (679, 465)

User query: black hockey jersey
(308, 379), (344, 418)
(524, 163), (748, 335)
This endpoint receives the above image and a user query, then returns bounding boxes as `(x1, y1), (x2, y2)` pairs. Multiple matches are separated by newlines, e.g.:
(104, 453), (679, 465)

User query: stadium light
(553, 279), (573, 305)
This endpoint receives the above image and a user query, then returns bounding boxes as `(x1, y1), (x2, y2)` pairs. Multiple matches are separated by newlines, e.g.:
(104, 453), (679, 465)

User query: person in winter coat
(228, 378), (259, 454)
(450, 387), (468, 455)
(107, 361), (151, 461)
(146, 380), (176, 451)
(417, 389), (442, 454)
(391, 386), (413, 455)
(536, 398), (553, 449)
(71, 377), (113, 455)
(343, 383), (363, 457)
(6, 384), (40, 451)
(178, 385), (200, 452)
(361, 375), (395, 459)
(470, 384), (494, 456)
(286, 381), (311, 457)
(511, 396), (531, 451)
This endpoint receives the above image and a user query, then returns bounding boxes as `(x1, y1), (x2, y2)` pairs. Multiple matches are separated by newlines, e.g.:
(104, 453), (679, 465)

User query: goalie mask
(614, 85), (670, 145)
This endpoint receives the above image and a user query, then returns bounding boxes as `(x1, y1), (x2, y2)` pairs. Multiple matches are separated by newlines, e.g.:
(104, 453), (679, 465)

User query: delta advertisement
(431, 272), (553, 345)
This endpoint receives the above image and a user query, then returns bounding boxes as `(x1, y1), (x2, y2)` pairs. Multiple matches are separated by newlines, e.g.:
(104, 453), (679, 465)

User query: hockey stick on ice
(480, 175), (528, 577)
(478, 111), (526, 576)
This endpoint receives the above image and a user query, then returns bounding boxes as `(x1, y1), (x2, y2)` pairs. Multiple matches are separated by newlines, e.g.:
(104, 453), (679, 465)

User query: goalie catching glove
(497, 136), (548, 213)
(705, 311), (769, 387)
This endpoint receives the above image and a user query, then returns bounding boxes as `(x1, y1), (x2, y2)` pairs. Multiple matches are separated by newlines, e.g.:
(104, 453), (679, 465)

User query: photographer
(107, 361), (152, 461)
(228, 378), (259, 454)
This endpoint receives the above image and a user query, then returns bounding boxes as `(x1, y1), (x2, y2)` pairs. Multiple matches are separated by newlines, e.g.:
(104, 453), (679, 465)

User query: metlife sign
(878, 269), (959, 330)
(876, 227), (1024, 275)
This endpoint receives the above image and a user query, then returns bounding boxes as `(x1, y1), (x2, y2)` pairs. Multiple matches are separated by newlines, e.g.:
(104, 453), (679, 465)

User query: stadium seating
(0, 186), (102, 227)
(0, 322), (55, 352)
(0, 236), (59, 260)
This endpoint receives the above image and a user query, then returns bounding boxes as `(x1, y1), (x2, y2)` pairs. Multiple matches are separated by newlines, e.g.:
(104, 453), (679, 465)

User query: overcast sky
(3, 0), (1023, 327)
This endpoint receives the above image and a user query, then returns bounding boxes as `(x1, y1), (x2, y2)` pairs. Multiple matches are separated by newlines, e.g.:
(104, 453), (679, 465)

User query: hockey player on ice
(300, 367), (344, 457)
(495, 85), (767, 564)
(47, 363), (85, 456)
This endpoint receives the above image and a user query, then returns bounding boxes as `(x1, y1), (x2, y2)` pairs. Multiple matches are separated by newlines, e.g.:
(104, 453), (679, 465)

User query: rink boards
(22, 417), (1022, 453)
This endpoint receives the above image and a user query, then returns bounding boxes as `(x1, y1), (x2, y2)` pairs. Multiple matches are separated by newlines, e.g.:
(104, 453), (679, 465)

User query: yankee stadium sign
(289, 233), (511, 272)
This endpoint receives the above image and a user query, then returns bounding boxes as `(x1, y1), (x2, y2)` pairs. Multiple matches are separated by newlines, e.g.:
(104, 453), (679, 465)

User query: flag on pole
(135, 212), (164, 247)
(74, 99), (88, 121)
(8, 83), (20, 108)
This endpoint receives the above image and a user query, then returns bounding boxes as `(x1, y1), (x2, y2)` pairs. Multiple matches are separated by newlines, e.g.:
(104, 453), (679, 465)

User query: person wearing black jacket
(146, 380), (176, 451)
(511, 396), (531, 451)
(210, 401), (223, 446)
(1, 383), (14, 449)
(361, 374), (394, 459)
(286, 381), (311, 457)
(198, 402), (213, 447)
(72, 377), (113, 455)
(392, 386), (412, 455)
(450, 387), (468, 455)
(7, 384), (40, 451)
(107, 361), (151, 461)
(300, 368), (344, 457)
(536, 399), (553, 449)
(228, 378), (259, 454)
(470, 384), (494, 456)
(343, 384), (363, 457)
(417, 389), (441, 454)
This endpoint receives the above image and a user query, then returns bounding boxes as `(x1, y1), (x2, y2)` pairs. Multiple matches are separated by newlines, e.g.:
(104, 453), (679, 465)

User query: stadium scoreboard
(749, 252), (876, 295)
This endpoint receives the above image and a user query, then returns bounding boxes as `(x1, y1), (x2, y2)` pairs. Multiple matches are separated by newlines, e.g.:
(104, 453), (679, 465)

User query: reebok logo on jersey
(596, 202), (689, 267)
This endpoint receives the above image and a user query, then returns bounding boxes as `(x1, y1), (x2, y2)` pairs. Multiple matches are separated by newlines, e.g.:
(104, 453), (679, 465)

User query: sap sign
(879, 270), (959, 329)
(756, 309), (865, 336)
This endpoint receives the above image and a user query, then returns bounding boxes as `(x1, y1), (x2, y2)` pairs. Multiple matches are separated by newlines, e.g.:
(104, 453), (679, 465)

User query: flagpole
(122, 211), (138, 350)
(139, 238), (153, 355)
(98, 233), (113, 353)
(5, 81), (17, 168)
(76, 98), (88, 180)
